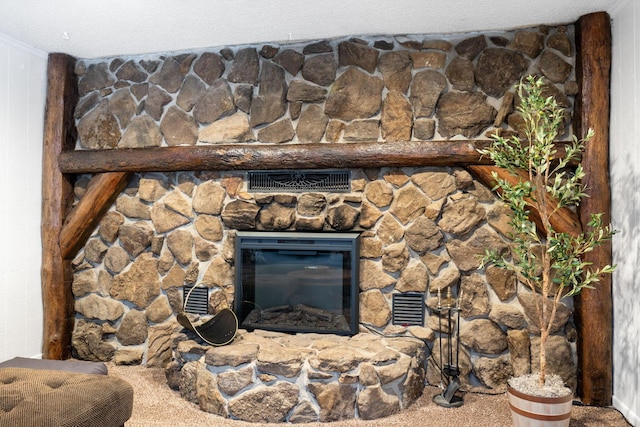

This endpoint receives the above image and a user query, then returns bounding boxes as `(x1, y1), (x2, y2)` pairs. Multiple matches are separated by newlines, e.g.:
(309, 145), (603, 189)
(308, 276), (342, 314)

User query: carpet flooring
(108, 363), (631, 427)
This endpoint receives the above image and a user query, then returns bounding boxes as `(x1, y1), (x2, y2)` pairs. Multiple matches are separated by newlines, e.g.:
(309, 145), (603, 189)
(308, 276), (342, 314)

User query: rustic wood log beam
(466, 165), (582, 237)
(58, 140), (495, 173)
(41, 53), (78, 360)
(574, 11), (613, 406)
(58, 140), (578, 174)
(59, 172), (131, 260)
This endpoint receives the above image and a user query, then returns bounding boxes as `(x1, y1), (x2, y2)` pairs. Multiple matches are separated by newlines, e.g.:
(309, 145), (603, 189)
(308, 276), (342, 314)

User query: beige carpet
(107, 364), (631, 427)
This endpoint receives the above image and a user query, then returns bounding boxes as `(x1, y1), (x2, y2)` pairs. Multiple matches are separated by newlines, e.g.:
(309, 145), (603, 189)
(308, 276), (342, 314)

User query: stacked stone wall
(71, 24), (579, 397)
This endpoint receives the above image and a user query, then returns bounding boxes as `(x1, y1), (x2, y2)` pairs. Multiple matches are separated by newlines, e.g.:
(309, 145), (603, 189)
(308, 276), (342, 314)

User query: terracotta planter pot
(507, 384), (573, 427)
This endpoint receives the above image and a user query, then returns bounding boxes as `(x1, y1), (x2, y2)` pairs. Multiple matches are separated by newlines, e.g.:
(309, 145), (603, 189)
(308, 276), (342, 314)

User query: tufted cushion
(0, 367), (133, 427)
(0, 357), (108, 375)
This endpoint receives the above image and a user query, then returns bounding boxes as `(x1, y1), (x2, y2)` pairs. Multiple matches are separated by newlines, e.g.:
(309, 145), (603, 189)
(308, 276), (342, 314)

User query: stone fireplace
(234, 231), (360, 335)
(66, 23), (585, 421)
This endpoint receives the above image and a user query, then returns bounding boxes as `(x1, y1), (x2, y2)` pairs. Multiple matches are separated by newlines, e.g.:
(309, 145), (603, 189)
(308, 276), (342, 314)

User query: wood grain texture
(57, 140), (494, 173)
(57, 140), (579, 174)
(59, 172), (131, 259)
(574, 11), (613, 406)
(466, 165), (582, 237)
(41, 53), (78, 360)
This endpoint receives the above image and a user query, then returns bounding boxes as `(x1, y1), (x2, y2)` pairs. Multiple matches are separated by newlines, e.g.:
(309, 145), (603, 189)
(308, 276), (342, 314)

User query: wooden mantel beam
(58, 140), (579, 174)
(58, 140), (494, 174)
(574, 11), (613, 406)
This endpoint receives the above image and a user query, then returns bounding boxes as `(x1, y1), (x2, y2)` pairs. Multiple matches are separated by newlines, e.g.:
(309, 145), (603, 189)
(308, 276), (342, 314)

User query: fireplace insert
(234, 231), (360, 335)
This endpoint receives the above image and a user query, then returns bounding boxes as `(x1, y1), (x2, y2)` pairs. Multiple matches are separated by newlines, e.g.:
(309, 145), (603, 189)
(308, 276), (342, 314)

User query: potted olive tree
(479, 75), (616, 426)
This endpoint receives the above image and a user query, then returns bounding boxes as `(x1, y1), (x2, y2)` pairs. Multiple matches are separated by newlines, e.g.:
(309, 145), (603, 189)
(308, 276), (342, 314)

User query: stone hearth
(166, 329), (426, 423)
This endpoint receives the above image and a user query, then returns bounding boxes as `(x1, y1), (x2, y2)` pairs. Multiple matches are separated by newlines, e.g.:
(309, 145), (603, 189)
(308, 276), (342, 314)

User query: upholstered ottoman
(0, 358), (133, 427)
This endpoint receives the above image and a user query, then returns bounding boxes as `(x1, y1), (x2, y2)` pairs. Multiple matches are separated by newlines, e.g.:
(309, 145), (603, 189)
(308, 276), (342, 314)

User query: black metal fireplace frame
(234, 231), (360, 335)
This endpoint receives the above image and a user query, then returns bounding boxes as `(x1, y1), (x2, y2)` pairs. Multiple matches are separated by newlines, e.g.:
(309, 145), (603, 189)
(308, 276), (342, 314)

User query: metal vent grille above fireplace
(248, 170), (350, 192)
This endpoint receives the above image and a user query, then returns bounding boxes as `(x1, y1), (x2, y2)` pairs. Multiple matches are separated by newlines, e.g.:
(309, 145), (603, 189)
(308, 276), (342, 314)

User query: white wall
(0, 33), (47, 362)
(610, 0), (640, 425)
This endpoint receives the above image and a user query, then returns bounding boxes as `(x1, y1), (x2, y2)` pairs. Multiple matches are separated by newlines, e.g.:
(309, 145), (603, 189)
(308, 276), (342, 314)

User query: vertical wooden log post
(574, 12), (613, 406)
(41, 53), (78, 360)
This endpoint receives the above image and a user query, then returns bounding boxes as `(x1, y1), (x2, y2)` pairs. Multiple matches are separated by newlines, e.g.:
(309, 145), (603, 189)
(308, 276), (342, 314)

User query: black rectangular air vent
(392, 293), (425, 326)
(248, 170), (350, 192)
(183, 285), (209, 315)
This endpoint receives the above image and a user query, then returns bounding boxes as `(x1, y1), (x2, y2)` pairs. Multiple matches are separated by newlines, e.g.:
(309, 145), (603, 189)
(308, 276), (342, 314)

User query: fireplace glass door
(235, 231), (359, 335)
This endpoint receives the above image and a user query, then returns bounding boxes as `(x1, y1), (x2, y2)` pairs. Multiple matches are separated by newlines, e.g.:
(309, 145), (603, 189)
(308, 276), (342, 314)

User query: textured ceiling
(0, 0), (618, 59)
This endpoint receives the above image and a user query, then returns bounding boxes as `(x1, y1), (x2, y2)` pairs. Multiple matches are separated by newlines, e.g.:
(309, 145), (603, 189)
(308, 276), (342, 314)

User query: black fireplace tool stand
(432, 290), (463, 408)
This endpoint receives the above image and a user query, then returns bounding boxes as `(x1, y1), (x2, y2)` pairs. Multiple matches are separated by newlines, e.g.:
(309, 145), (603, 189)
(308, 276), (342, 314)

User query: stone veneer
(166, 330), (426, 422)
(70, 23), (580, 420)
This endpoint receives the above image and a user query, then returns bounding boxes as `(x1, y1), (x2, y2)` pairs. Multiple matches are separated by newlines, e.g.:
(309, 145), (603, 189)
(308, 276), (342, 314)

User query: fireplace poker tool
(433, 287), (464, 408)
